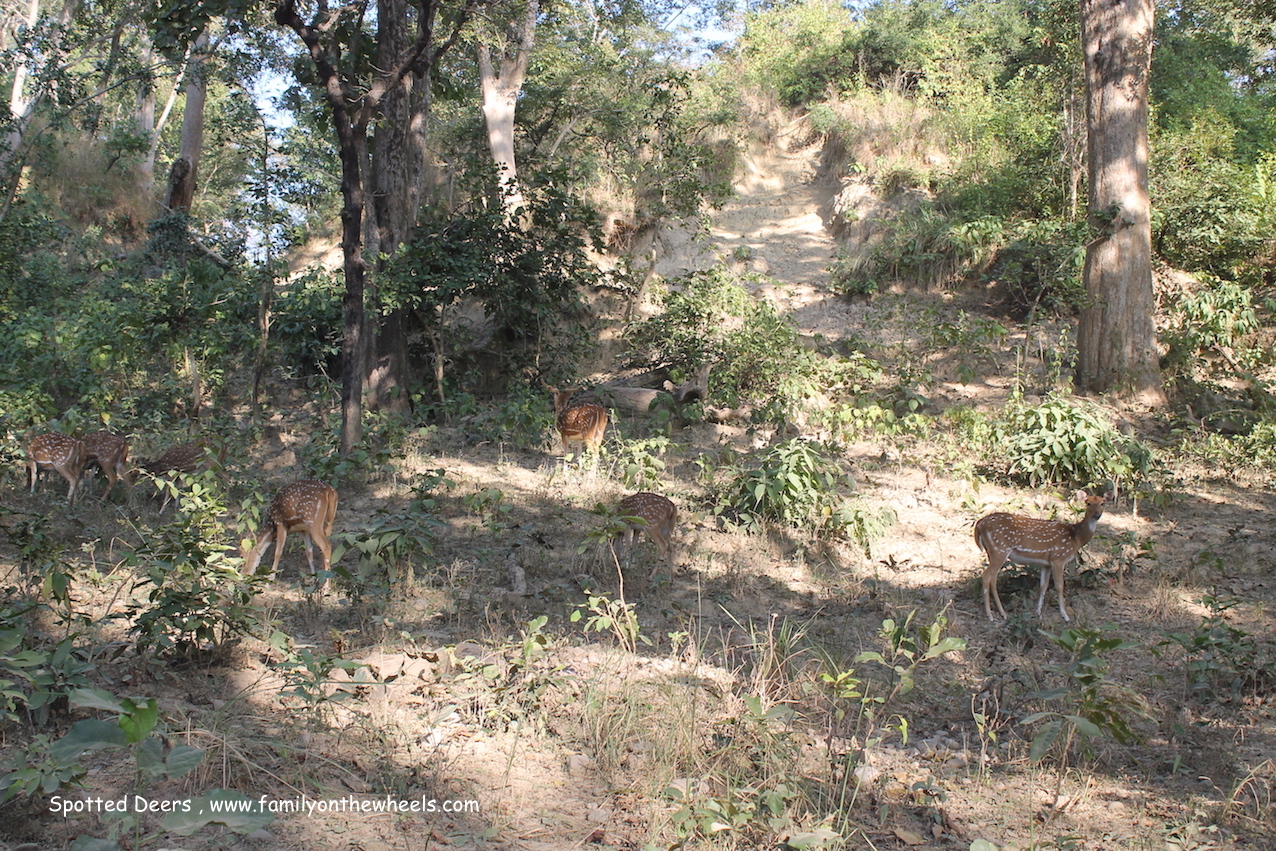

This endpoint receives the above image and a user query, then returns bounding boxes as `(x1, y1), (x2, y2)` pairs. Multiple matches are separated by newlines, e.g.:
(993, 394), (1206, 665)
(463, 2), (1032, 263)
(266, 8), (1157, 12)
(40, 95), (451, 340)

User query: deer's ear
(1073, 489), (1088, 503)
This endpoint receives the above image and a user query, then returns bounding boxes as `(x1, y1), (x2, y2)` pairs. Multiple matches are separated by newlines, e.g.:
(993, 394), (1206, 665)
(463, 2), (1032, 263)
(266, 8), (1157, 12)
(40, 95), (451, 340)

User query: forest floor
(2, 124), (1275, 851)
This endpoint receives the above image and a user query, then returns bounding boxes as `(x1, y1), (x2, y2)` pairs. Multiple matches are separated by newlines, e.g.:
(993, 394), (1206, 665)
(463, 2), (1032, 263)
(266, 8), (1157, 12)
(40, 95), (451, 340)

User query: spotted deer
(616, 492), (678, 579)
(241, 480), (338, 590)
(547, 386), (608, 455)
(142, 438), (227, 511)
(974, 491), (1113, 623)
(82, 431), (132, 500)
(27, 434), (86, 504)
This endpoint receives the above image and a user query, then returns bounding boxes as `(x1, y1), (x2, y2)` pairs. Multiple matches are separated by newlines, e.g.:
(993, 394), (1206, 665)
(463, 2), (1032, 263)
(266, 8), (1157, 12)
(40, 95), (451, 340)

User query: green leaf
(164, 745), (204, 780)
(1064, 714), (1104, 738)
(69, 688), (128, 714)
(162, 789), (274, 835)
(118, 698), (159, 743)
(49, 719), (128, 762)
(1029, 719), (1062, 762)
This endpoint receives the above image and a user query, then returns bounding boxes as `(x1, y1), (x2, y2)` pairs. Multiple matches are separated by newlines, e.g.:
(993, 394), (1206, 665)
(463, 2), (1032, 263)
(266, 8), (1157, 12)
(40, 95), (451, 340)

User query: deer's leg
(1054, 561), (1070, 622)
(983, 555), (1007, 622)
(270, 524), (289, 575)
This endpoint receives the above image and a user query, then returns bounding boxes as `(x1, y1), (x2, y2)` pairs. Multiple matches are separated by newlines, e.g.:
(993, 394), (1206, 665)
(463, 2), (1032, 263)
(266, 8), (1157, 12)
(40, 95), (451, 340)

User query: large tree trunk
(367, 0), (429, 413)
(165, 31), (209, 213)
(1076, 0), (1162, 401)
(477, 0), (536, 224)
(276, 0), (369, 454)
(277, 0), (473, 453)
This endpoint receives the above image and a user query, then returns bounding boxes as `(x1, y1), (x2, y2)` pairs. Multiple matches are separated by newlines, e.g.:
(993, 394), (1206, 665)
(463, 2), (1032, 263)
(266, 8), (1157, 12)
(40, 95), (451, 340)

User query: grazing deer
(142, 438), (227, 511)
(241, 480), (338, 590)
(82, 431), (131, 500)
(27, 434), (86, 504)
(616, 492), (678, 579)
(547, 386), (608, 455)
(974, 491), (1113, 623)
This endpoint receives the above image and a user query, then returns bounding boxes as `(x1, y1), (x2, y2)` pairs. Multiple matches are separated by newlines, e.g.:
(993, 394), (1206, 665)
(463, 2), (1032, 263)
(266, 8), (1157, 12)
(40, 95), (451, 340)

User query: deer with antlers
(242, 480), (338, 591)
(974, 490), (1113, 623)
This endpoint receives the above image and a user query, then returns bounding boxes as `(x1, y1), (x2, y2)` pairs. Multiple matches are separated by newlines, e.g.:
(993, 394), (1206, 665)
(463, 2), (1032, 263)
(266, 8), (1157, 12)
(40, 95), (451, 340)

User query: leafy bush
(330, 474), (446, 595)
(384, 174), (596, 389)
(739, 0), (854, 105)
(1163, 275), (1262, 368)
(125, 481), (261, 659)
(628, 267), (866, 420)
(466, 383), (556, 450)
(1023, 626), (1151, 764)
(712, 438), (894, 547)
(613, 435), (673, 490)
(1154, 596), (1276, 705)
(992, 393), (1153, 489)
(271, 266), (344, 381)
(831, 210), (1086, 309)
(0, 254), (256, 429)
(1152, 117), (1275, 277)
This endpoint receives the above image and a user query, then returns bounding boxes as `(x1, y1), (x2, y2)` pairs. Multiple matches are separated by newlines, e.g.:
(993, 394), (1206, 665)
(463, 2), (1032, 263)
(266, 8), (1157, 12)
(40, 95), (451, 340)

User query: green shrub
(628, 267), (866, 420)
(1163, 275), (1262, 368)
(712, 439), (894, 547)
(271, 267), (343, 380)
(1023, 626), (1151, 763)
(1154, 596), (1276, 705)
(125, 481), (261, 660)
(467, 383), (556, 450)
(992, 393), (1152, 489)
(1152, 117), (1275, 277)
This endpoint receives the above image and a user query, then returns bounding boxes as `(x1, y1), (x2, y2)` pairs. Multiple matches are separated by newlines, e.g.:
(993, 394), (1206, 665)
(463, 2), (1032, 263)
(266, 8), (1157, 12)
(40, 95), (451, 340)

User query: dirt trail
(647, 124), (856, 337)
(710, 132), (839, 294)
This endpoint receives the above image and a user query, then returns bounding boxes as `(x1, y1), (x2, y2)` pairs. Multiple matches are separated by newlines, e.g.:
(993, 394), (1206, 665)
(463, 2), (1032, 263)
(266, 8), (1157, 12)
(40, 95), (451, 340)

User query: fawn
(616, 492), (678, 579)
(242, 480), (338, 591)
(547, 386), (607, 455)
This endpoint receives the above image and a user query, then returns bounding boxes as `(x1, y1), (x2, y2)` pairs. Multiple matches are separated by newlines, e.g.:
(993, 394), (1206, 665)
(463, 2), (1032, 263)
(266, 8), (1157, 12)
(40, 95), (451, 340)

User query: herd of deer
(21, 387), (1114, 620)
(25, 431), (338, 588)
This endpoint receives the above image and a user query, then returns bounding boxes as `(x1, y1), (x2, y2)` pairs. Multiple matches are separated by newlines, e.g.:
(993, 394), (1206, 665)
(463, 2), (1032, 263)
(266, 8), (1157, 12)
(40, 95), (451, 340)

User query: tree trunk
(477, 0), (537, 224)
(144, 47), (189, 196)
(1, 0), (45, 184)
(1076, 0), (1163, 401)
(165, 31), (209, 213)
(277, 0), (473, 453)
(367, 0), (428, 414)
(136, 35), (156, 191)
(276, 0), (369, 454)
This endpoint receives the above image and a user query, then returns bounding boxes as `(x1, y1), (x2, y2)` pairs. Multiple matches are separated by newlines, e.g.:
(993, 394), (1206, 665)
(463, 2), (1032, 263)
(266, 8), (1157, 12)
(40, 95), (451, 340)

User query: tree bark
(165, 31), (209, 213)
(276, 0), (370, 454)
(477, 0), (536, 225)
(276, 0), (476, 452)
(1076, 0), (1163, 401)
(367, 0), (429, 414)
